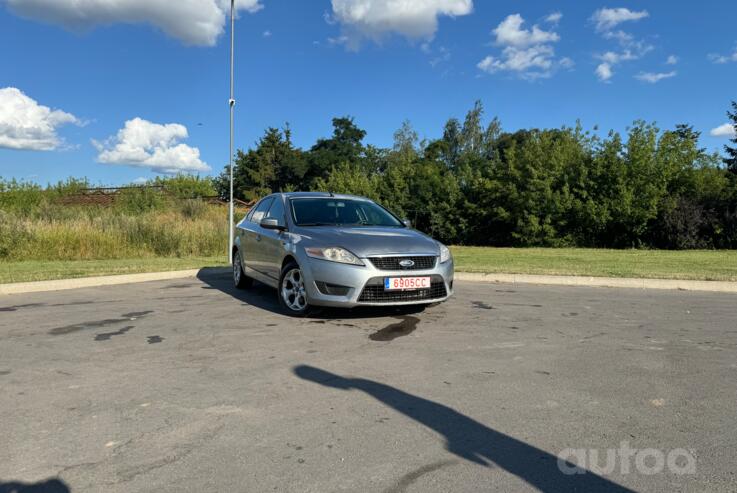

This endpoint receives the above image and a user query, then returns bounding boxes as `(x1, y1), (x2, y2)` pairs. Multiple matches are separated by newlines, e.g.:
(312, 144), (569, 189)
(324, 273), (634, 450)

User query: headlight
(439, 244), (451, 264)
(305, 247), (364, 265)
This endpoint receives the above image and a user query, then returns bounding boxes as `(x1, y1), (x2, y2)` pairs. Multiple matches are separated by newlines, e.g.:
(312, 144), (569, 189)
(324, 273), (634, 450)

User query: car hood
(293, 226), (440, 257)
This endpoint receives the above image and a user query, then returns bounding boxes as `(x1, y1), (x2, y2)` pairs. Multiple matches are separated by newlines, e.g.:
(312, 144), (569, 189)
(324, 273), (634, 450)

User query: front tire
(233, 250), (253, 289)
(279, 261), (311, 316)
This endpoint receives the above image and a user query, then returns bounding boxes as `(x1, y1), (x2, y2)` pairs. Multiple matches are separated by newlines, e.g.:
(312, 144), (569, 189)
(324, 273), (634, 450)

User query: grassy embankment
(3, 245), (736, 284)
(0, 257), (228, 284)
(1, 177), (735, 283)
(0, 203), (230, 282)
(451, 246), (737, 282)
(1, 182), (233, 283)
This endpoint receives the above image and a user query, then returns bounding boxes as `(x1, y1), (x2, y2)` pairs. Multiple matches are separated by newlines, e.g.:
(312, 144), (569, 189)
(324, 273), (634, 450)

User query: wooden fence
(54, 186), (256, 209)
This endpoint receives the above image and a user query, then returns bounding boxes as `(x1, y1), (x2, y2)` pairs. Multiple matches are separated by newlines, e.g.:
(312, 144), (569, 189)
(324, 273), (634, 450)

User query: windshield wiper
(297, 222), (335, 227)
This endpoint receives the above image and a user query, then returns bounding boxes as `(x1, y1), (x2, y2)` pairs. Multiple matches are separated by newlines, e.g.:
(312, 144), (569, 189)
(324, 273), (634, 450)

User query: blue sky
(1, 0), (736, 185)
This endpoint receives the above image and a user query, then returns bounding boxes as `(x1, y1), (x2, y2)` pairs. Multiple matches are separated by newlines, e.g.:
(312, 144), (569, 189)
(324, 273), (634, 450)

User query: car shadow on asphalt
(0, 478), (71, 493)
(293, 365), (635, 493)
(196, 268), (429, 320)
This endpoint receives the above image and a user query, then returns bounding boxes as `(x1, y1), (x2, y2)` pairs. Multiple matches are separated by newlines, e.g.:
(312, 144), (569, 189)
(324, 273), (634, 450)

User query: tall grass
(0, 206), (228, 261)
(0, 176), (230, 261)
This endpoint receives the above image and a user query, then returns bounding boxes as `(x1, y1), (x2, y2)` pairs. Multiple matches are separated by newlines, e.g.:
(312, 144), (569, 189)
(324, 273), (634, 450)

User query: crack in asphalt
(109, 423), (225, 485)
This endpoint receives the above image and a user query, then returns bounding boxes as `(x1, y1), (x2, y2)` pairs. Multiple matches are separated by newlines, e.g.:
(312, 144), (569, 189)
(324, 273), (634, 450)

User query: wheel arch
(281, 255), (298, 272)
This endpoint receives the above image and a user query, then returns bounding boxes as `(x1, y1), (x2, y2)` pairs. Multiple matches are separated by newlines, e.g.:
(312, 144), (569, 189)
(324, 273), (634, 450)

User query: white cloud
(601, 30), (653, 59)
(591, 7), (649, 32)
(598, 50), (638, 64)
(594, 48), (649, 81)
(476, 56), (495, 71)
(93, 118), (210, 174)
(492, 14), (559, 47)
(428, 46), (451, 67)
(544, 12), (563, 25)
(635, 71), (676, 83)
(710, 123), (736, 138)
(478, 13), (569, 80)
(323, 10), (338, 26)
(132, 177), (149, 185)
(596, 63), (613, 82)
(0, 87), (80, 151)
(328, 35), (350, 46)
(591, 8), (654, 83)
(666, 55), (678, 65)
(708, 45), (737, 64)
(262, 30), (272, 37)
(602, 29), (633, 45)
(329, 0), (472, 49)
(477, 46), (554, 77)
(5, 0), (263, 46)
(560, 57), (575, 69)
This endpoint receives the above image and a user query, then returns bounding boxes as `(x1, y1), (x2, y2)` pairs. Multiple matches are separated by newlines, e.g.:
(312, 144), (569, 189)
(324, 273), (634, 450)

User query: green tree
(608, 121), (664, 247)
(210, 110), (737, 249)
(393, 120), (419, 159)
(440, 118), (462, 169)
(313, 163), (379, 200)
(217, 126), (305, 201)
(152, 175), (216, 199)
(461, 100), (485, 156)
(723, 101), (737, 174)
(308, 117), (367, 183)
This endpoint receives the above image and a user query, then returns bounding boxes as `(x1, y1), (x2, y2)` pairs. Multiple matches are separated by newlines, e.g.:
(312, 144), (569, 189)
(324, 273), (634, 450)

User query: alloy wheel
(281, 268), (307, 312)
(233, 253), (242, 285)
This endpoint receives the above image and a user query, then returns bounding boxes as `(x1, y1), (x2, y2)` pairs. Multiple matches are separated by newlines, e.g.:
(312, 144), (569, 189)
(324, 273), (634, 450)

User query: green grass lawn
(451, 247), (737, 282)
(2, 248), (736, 284)
(0, 257), (228, 284)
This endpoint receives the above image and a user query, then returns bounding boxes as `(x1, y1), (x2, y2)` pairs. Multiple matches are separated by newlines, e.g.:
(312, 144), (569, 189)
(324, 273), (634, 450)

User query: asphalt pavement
(1, 271), (736, 492)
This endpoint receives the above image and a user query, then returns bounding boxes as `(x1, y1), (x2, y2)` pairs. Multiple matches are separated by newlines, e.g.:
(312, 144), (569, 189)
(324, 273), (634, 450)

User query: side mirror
(402, 219), (412, 228)
(260, 218), (286, 231)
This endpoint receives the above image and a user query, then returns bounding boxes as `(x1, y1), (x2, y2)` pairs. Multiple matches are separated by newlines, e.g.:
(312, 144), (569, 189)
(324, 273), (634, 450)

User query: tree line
(215, 101), (737, 249)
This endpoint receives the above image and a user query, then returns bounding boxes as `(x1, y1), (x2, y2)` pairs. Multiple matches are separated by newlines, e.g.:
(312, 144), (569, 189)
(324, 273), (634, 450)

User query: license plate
(384, 277), (431, 291)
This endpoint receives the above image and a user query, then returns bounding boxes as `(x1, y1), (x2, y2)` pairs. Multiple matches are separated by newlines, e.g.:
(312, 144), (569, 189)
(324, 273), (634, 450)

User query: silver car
(232, 192), (454, 315)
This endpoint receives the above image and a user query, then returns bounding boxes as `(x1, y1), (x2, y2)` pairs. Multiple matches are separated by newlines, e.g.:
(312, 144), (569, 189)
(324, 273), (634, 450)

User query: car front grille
(358, 276), (447, 303)
(368, 255), (437, 271)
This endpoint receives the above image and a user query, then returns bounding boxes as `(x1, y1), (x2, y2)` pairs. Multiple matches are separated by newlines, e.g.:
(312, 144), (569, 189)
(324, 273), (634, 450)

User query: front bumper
(298, 255), (454, 308)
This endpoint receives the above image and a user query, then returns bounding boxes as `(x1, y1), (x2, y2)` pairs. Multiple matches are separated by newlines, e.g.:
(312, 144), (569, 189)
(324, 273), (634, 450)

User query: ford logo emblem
(399, 259), (415, 268)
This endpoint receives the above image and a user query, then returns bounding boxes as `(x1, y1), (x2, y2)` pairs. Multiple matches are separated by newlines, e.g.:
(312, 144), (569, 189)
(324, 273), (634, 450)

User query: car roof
(278, 191), (371, 201)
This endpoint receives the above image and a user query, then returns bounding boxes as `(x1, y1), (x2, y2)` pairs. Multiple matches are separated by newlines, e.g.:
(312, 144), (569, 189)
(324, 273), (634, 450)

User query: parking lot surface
(1, 271), (736, 492)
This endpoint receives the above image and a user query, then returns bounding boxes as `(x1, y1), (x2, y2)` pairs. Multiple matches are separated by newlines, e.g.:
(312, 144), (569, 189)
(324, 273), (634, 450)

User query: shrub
(152, 175), (216, 199)
(116, 187), (167, 214)
(653, 197), (710, 249)
(0, 178), (44, 215)
(0, 211), (34, 259)
(180, 198), (207, 219)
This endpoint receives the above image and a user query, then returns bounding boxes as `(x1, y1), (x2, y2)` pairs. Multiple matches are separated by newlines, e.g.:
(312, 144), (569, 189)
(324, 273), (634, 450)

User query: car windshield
(290, 198), (403, 227)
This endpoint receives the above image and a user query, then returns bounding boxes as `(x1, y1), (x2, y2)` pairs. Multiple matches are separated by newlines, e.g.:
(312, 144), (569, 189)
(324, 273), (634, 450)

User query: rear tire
(233, 250), (253, 289)
(278, 261), (311, 317)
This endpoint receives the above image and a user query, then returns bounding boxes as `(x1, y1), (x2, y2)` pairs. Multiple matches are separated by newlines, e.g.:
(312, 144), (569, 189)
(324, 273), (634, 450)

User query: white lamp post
(228, 0), (236, 263)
